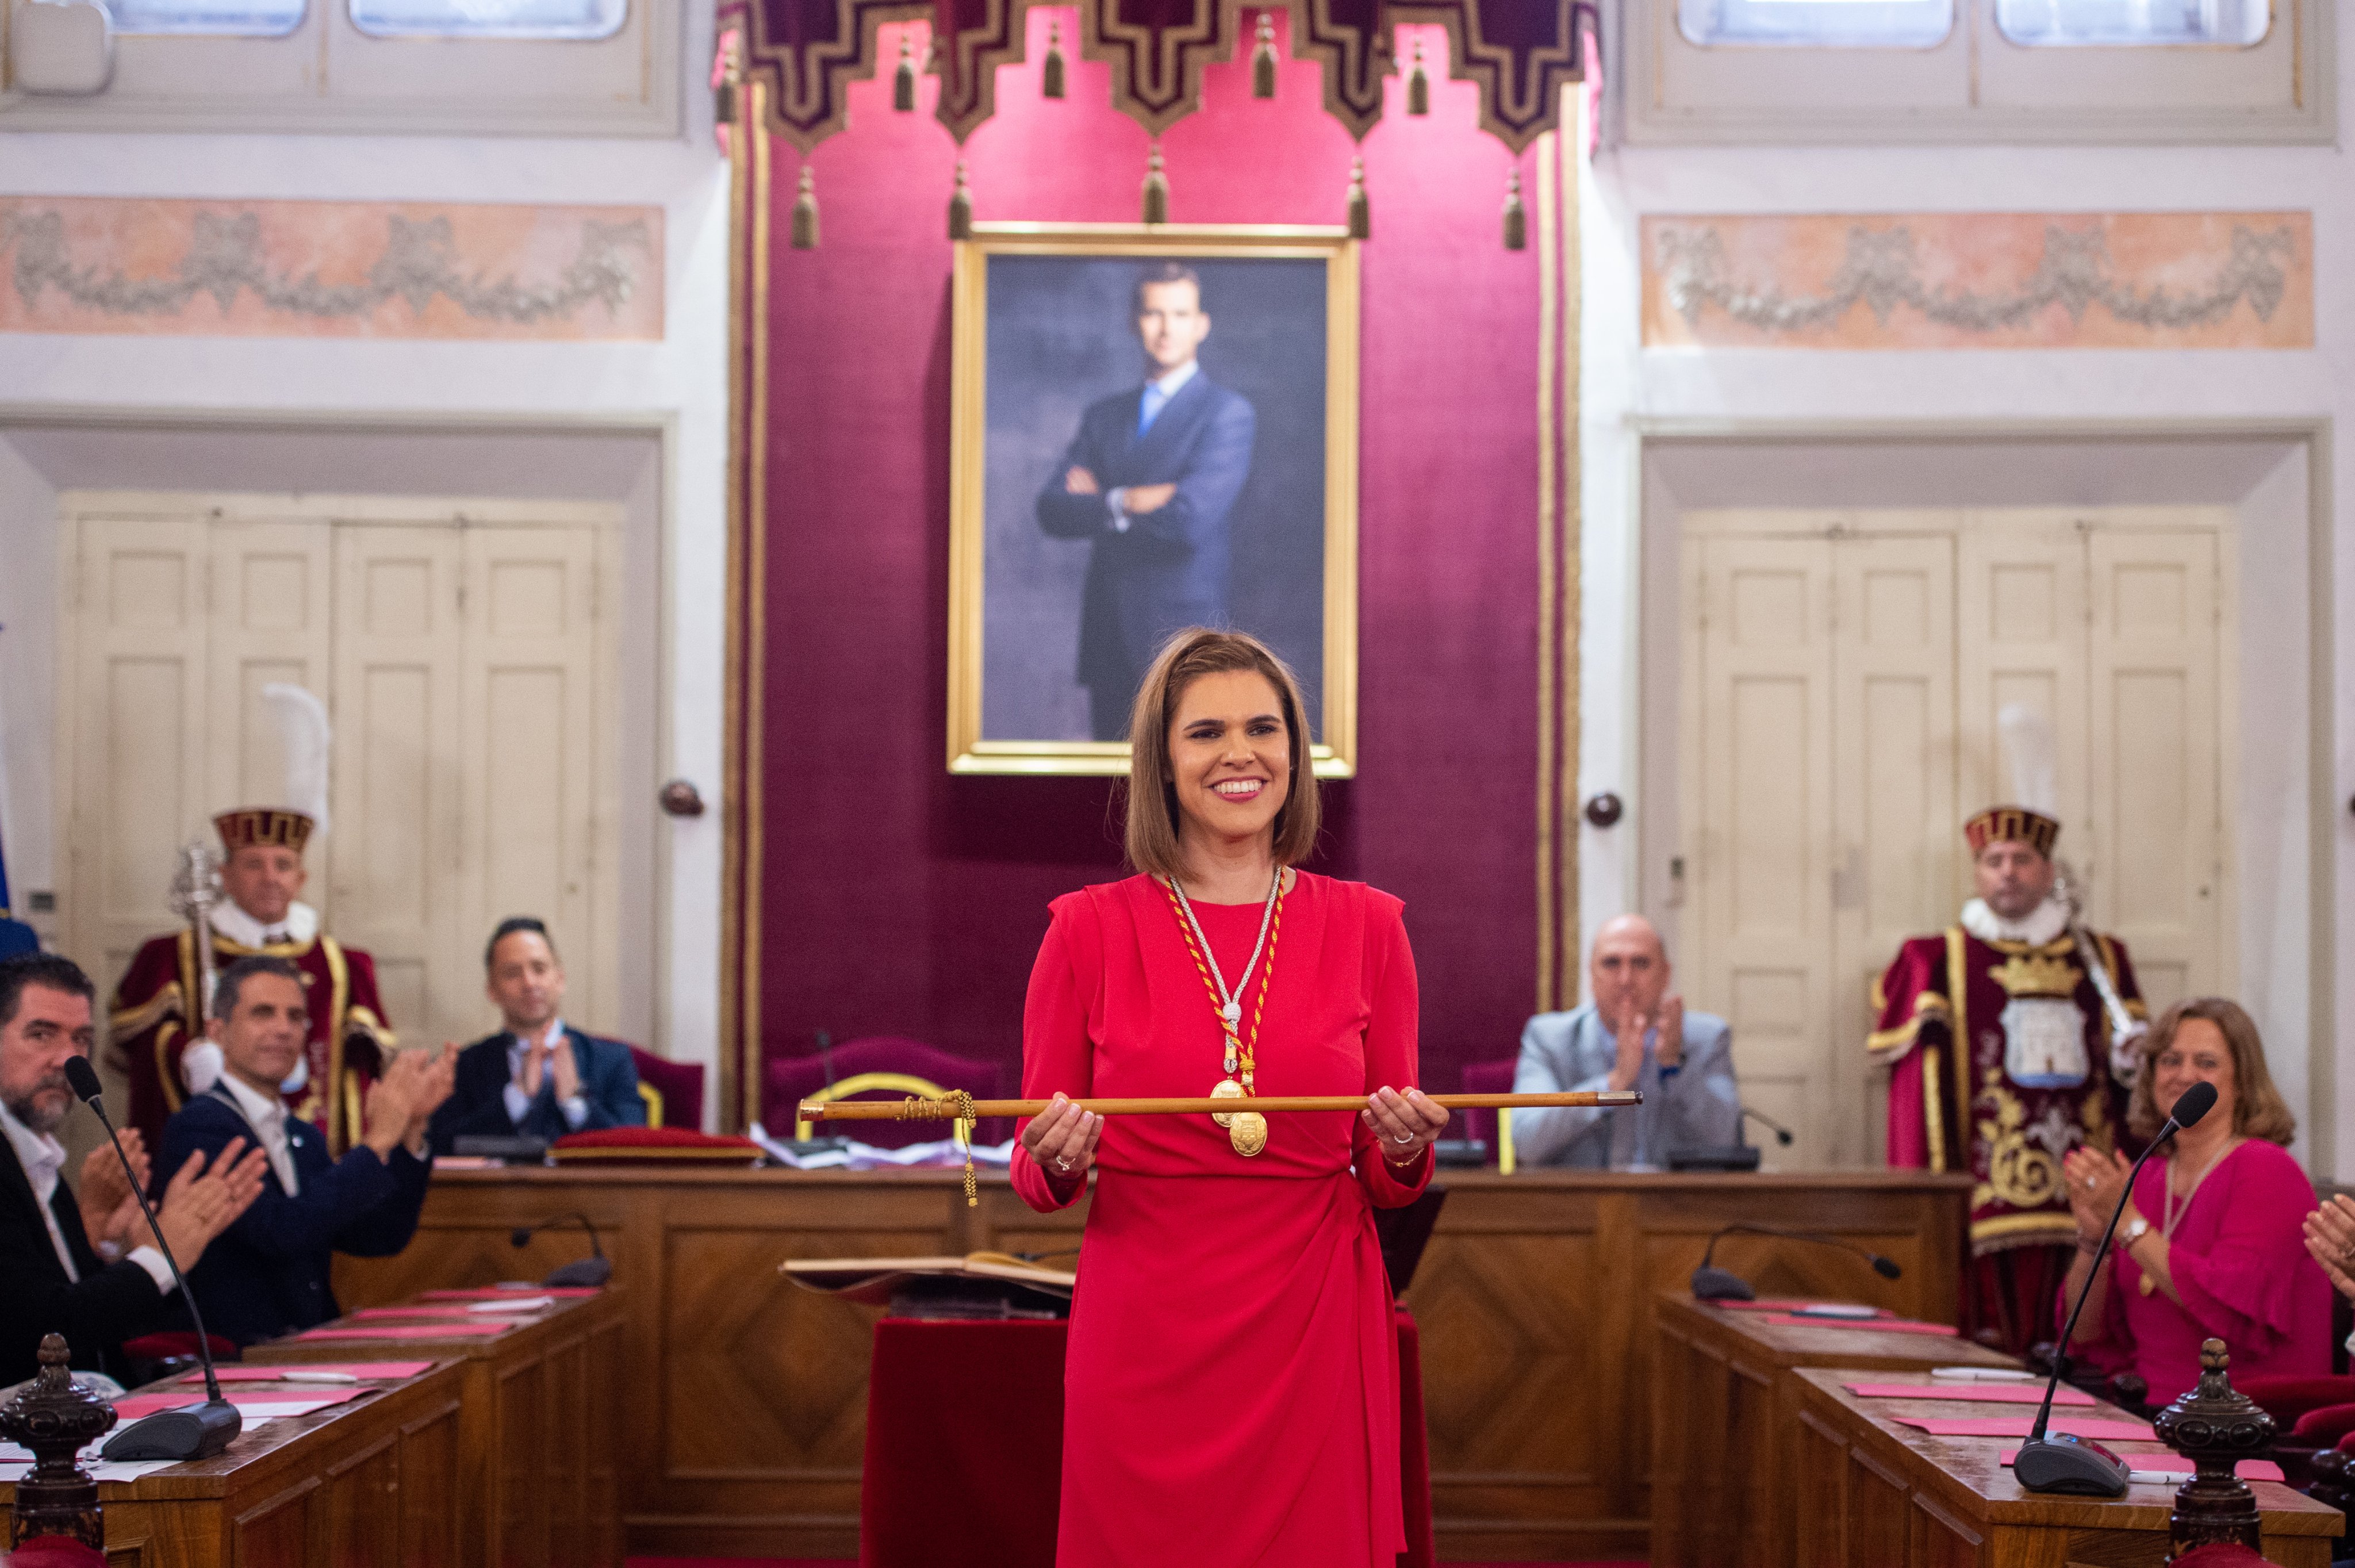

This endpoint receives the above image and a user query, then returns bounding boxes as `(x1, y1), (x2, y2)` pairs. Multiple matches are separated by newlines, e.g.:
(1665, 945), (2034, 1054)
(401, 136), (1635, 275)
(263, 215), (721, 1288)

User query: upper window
(1677, 0), (1954, 47)
(347, 0), (625, 37)
(107, 0), (305, 36)
(1994, 0), (2267, 45)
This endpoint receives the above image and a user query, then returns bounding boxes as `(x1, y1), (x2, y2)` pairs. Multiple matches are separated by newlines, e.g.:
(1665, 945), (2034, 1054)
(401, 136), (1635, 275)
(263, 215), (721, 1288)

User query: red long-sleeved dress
(1012, 871), (1431, 1568)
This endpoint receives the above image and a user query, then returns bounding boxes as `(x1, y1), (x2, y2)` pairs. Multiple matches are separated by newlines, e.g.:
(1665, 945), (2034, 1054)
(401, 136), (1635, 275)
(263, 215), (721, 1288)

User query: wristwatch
(2119, 1216), (2151, 1249)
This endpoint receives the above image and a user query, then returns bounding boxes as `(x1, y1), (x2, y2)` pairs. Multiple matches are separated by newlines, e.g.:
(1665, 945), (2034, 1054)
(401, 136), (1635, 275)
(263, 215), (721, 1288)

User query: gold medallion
(1210, 1077), (1244, 1129)
(1229, 1112), (1267, 1157)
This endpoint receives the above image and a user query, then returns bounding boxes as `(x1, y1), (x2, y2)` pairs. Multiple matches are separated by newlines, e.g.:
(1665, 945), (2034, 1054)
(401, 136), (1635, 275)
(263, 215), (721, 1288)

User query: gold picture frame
(947, 223), (1360, 776)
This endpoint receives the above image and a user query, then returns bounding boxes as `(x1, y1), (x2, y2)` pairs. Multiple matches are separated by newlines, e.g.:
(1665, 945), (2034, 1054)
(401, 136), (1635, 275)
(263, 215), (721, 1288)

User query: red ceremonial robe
(1870, 924), (2141, 1351)
(108, 925), (393, 1155)
(1014, 871), (1430, 1568)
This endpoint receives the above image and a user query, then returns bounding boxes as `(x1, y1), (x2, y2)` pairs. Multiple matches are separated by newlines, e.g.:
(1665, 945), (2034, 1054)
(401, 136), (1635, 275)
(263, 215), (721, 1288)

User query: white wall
(0, 14), (730, 1115)
(1577, 24), (2354, 1175)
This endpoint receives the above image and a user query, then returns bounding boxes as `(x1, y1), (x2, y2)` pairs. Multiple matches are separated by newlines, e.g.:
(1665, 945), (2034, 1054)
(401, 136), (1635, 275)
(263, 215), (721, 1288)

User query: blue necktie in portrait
(1137, 383), (1168, 436)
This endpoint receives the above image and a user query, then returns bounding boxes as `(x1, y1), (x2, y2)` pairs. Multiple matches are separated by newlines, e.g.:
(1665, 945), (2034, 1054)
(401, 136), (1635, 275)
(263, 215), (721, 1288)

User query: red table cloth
(860, 1308), (1434, 1567)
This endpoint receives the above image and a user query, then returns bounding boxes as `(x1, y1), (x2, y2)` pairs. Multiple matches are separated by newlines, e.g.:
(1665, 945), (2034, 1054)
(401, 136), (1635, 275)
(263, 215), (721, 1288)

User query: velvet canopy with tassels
(739, 0), (1587, 155)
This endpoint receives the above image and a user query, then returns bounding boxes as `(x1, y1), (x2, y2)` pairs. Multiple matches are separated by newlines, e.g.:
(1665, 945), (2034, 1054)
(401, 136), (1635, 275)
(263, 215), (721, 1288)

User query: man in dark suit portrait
(428, 917), (645, 1155)
(160, 956), (450, 1345)
(1035, 262), (1259, 740)
(0, 952), (266, 1383)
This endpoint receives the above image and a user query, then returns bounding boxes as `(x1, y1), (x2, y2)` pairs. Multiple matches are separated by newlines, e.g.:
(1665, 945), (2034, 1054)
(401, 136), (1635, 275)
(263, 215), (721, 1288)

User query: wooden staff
(796, 1090), (1642, 1122)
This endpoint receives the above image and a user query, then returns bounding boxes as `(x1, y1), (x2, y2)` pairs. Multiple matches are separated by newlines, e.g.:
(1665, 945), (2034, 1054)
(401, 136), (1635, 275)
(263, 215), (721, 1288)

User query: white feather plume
(260, 683), (332, 840)
(1995, 703), (2058, 816)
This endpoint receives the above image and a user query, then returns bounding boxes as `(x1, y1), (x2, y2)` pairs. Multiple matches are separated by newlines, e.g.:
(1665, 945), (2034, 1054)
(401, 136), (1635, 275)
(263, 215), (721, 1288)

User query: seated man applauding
(428, 918), (644, 1155)
(160, 956), (453, 1345)
(1, 953), (268, 1383)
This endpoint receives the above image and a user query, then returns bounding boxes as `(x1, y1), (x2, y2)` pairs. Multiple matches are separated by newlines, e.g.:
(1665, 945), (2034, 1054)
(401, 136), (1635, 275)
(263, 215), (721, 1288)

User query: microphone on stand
(509, 1212), (611, 1287)
(1742, 1107), (1796, 1147)
(1690, 1221), (1903, 1302)
(62, 1056), (242, 1462)
(2016, 1079), (2219, 1497)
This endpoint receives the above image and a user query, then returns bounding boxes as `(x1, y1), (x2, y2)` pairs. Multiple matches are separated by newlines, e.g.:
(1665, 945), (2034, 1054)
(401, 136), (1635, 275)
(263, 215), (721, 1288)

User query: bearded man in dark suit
(1035, 262), (1258, 740)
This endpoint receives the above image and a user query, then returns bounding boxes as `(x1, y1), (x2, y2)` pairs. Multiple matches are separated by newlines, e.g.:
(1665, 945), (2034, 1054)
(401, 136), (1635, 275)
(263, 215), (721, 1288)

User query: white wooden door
(1684, 532), (1838, 1166)
(65, 513), (213, 1002)
(208, 520), (336, 901)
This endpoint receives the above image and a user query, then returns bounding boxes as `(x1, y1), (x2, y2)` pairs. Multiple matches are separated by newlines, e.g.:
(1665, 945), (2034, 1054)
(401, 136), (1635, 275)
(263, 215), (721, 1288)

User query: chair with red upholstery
(765, 1036), (1011, 1148)
(1458, 1059), (1517, 1170)
(626, 1045), (707, 1132)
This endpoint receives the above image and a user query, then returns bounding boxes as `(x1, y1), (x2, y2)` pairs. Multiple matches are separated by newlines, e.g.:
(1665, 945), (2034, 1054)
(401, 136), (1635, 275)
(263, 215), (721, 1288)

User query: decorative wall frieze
(1641, 212), (2311, 350)
(0, 197), (664, 339)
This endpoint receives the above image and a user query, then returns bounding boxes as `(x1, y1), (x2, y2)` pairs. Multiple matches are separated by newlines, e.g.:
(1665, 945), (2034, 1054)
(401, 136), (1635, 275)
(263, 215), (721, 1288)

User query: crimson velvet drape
(860, 1312), (1432, 1568)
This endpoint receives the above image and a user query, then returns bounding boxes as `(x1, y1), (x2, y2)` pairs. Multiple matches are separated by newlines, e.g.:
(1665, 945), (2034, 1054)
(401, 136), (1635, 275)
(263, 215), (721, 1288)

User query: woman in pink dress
(2058, 997), (2330, 1402)
(1012, 628), (1448, 1568)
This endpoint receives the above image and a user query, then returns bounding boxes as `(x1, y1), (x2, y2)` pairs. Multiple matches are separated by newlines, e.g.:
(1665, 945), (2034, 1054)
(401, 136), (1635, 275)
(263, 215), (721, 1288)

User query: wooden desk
(244, 1289), (625, 1568)
(1787, 1367), (2345, 1567)
(1, 1360), (465, 1567)
(333, 1164), (1971, 1559)
(1652, 1291), (2018, 1568)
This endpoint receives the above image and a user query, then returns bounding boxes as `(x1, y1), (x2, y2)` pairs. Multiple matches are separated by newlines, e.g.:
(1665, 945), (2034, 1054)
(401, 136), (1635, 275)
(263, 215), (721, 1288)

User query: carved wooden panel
(323, 1432), (401, 1566)
(1794, 1408), (1848, 1568)
(231, 1476), (319, 1568)
(398, 1395), (465, 1567)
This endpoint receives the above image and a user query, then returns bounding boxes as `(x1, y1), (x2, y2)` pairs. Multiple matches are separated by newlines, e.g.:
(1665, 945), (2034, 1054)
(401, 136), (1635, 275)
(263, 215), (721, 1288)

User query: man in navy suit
(1036, 262), (1259, 740)
(427, 918), (645, 1155)
(1, 953), (266, 1383)
(160, 956), (451, 1345)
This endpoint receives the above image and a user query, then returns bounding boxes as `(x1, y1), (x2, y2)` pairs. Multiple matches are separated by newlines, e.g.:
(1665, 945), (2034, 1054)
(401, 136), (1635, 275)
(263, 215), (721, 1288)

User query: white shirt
(1, 1098), (175, 1294)
(1106, 360), (1201, 534)
(218, 1072), (301, 1195)
(503, 1019), (590, 1132)
(207, 898), (321, 950)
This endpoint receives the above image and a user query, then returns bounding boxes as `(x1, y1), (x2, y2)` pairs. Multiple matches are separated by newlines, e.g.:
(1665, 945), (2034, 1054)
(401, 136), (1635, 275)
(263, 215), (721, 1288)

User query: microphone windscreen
(1873, 1255), (1903, 1280)
(2170, 1080), (2219, 1129)
(64, 1056), (103, 1103)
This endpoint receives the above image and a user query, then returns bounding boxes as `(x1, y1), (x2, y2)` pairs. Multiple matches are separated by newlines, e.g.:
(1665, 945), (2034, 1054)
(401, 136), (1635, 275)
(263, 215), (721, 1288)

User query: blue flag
(0, 813), (37, 959)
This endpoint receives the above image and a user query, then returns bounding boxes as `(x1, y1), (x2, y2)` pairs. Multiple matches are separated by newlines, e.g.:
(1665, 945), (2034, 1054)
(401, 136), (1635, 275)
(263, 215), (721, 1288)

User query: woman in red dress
(1013, 628), (1448, 1568)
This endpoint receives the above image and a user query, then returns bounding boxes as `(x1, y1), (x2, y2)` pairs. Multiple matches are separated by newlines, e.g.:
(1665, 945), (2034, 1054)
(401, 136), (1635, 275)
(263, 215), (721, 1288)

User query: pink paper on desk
(1715, 1299), (1894, 1317)
(348, 1306), (493, 1321)
(177, 1362), (434, 1383)
(1996, 1450), (2283, 1482)
(1845, 1382), (2093, 1406)
(112, 1389), (358, 1420)
(297, 1322), (515, 1341)
(417, 1287), (600, 1301)
(1754, 1313), (1957, 1336)
(1898, 1416), (2155, 1441)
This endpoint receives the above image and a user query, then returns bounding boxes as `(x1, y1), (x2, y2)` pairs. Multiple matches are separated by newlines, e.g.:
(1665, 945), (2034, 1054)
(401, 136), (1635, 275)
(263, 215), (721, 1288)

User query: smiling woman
(1010, 626), (1446, 1568)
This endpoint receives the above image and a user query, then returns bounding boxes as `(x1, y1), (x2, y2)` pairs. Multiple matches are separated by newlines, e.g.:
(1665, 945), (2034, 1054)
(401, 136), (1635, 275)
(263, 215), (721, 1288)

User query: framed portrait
(947, 224), (1359, 776)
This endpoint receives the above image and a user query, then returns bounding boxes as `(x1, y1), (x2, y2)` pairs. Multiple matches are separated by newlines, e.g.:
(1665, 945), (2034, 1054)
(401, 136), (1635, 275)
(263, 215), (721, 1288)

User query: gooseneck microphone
(62, 1056), (243, 1462)
(1690, 1221), (1903, 1302)
(1742, 1107), (1797, 1148)
(509, 1212), (611, 1287)
(2015, 1079), (2219, 1497)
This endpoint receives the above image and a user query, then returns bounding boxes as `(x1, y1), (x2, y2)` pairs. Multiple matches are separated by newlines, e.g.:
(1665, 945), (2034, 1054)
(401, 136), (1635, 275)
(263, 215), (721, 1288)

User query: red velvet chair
(1457, 1058), (1517, 1170)
(765, 1036), (1011, 1148)
(626, 1045), (707, 1132)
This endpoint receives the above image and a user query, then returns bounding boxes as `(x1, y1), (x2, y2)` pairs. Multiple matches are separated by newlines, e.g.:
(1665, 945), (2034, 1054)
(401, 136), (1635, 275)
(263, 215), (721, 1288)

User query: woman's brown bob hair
(1123, 628), (1320, 880)
(2126, 996), (2296, 1145)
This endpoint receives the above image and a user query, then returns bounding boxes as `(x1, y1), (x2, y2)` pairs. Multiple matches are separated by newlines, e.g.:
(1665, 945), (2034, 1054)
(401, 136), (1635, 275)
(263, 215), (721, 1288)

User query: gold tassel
(792, 164), (819, 250)
(1251, 10), (1276, 98)
(893, 29), (916, 111)
(1345, 156), (1368, 239)
(948, 159), (973, 240)
(1043, 18), (1065, 98)
(1501, 167), (1525, 251)
(1407, 39), (1429, 116)
(1142, 144), (1168, 225)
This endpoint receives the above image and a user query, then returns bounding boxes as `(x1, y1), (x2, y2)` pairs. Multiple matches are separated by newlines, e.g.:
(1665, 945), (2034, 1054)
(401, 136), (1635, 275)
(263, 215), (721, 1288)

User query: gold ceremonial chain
(1161, 871), (1286, 1156)
(897, 1091), (980, 1206)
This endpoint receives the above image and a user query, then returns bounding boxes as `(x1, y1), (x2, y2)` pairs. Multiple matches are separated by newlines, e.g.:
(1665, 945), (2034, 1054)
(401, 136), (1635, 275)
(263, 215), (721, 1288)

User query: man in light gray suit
(1510, 914), (1740, 1169)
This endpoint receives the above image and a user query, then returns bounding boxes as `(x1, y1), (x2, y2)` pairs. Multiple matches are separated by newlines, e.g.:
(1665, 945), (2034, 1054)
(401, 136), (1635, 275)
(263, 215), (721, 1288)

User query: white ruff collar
(1959, 896), (2070, 947)
(209, 900), (320, 949)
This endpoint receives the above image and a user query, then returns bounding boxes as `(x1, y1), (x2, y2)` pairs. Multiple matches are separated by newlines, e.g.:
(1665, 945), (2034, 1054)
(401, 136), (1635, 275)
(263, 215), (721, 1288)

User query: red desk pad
(1897, 1415), (2156, 1442)
(1715, 1299), (1894, 1317)
(1755, 1313), (1957, 1336)
(348, 1306), (509, 1321)
(112, 1387), (363, 1420)
(417, 1287), (601, 1301)
(1998, 1450), (2284, 1482)
(173, 1361), (434, 1383)
(296, 1322), (515, 1341)
(1844, 1381), (2093, 1406)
